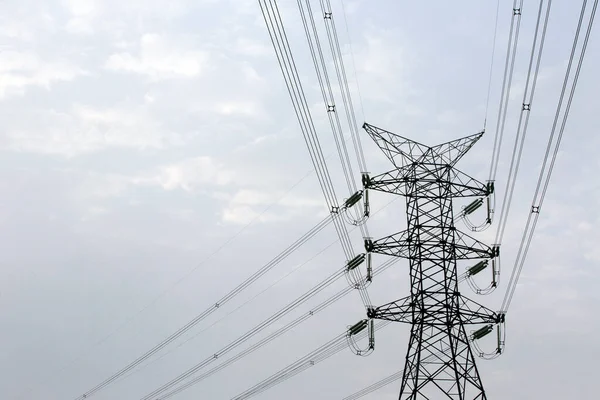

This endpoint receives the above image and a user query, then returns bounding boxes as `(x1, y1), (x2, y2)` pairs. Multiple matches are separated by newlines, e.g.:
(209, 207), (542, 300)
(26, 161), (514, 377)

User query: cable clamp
(492, 244), (500, 257)
(496, 312), (506, 324)
(367, 306), (376, 319)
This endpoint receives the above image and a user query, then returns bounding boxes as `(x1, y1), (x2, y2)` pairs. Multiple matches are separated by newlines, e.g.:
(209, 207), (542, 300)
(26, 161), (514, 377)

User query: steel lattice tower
(362, 123), (502, 399)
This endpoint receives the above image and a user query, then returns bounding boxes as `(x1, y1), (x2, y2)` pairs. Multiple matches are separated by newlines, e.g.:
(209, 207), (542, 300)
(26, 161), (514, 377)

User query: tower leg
(399, 323), (487, 400)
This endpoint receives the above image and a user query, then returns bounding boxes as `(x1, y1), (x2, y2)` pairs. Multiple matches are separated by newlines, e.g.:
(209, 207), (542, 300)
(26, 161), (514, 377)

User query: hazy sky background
(1, 0), (599, 399)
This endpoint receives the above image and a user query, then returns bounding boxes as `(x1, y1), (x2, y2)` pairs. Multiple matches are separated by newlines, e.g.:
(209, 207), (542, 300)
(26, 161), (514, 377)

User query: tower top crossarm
(362, 123), (490, 200)
(362, 122), (484, 168)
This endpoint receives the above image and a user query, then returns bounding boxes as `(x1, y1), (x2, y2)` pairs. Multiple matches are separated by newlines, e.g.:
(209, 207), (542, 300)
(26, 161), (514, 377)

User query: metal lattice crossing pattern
(363, 123), (501, 399)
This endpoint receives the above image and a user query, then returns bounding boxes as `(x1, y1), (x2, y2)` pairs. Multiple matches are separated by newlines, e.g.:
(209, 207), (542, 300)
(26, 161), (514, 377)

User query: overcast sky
(1, 0), (599, 399)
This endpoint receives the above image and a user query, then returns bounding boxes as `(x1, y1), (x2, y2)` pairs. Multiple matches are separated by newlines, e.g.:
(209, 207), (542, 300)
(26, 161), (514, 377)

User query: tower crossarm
(362, 123), (430, 168)
(365, 227), (494, 260)
(364, 166), (488, 198)
(363, 122), (484, 169)
(453, 229), (495, 259)
(366, 295), (412, 323)
(364, 230), (410, 258)
(458, 296), (502, 325)
(427, 131), (485, 167)
(446, 168), (489, 198)
(367, 294), (499, 326)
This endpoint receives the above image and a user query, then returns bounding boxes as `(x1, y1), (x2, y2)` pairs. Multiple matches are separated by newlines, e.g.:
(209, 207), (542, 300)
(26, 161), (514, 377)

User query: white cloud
(0, 51), (85, 99)
(213, 100), (264, 118)
(61, 0), (197, 35)
(65, 162), (324, 227)
(66, 18), (94, 35)
(60, 158), (236, 215)
(233, 134), (277, 153)
(70, 171), (132, 200)
(0, 6), (56, 41)
(228, 189), (272, 206)
(229, 189), (322, 208)
(437, 109), (464, 125)
(221, 205), (272, 225)
(352, 27), (418, 109)
(63, 0), (100, 34)
(105, 34), (210, 80)
(234, 37), (272, 57)
(2, 104), (182, 156)
(146, 156), (234, 191)
(219, 188), (323, 225)
(341, 0), (363, 15)
(79, 206), (110, 222)
(63, 0), (99, 17)
(65, 158), (233, 202)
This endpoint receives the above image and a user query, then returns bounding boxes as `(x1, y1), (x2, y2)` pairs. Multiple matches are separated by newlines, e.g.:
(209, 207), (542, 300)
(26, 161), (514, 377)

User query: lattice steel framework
(362, 123), (501, 400)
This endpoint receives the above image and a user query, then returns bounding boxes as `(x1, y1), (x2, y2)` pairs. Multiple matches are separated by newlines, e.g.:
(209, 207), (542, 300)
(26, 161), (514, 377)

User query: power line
(494, 0), (553, 246)
(121, 197), (395, 392)
(261, 0), (374, 315)
(70, 3), (381, 390)
(230, 321), (392, 400)
(69, 213), (335, 400)
(338, 0), (366, 127)
(137, 196), (398, 399)
(260, 0), (341, 208)
(21, 168), (319, 399)
(467, 0), (548, 296)
(154, 256), (400, 400)
(483, 0), (501, 130)
(139, 267), (346, 400)
(488, 0), (524, 183)
(225, 272), (474, 400)
(260, 2), (363, 313)
(295, 0), (371, 246)
(341, 370), (403, 400)
(501, 0), (597, 312)
(320, 0), (369, 174)
(298, 0), (377, 314)
(296, 0), (359, 203)
(317, 0), (371, 241)
(117, 228), (344, 386)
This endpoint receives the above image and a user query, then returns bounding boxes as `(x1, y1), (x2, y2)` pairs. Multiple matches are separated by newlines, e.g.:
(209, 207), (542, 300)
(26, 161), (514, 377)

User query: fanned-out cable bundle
(70, 214), (335, 400)
(140, 224), (399, 400)
(230, 320), (392, 400)
(259, 0), (377, 361)
(500, 0), (597, 314)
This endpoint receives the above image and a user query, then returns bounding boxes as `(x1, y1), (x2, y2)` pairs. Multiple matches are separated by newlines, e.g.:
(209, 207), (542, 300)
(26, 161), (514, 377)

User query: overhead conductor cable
(501, 0), (597, 313)
(138, 196), (399, 400)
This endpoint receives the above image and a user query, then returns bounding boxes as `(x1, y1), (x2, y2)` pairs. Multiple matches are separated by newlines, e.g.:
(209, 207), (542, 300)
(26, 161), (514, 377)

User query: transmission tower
(362, 123), (504, 399)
